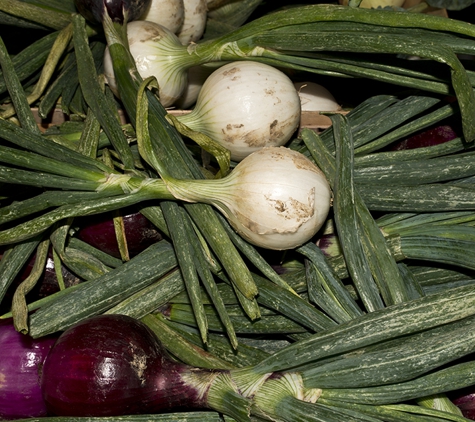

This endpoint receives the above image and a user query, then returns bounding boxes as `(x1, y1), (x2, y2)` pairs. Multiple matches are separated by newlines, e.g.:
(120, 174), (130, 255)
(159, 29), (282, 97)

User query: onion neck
(163, 176), (237, 218)
(250, 372), (322, 421)
(152, 365), (252, 421)
(204, 370), (252, 421)
(189, 37), (266, 63)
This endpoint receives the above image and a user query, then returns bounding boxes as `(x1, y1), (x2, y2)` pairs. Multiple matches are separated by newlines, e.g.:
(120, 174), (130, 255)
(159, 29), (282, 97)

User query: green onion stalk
(0, 0), (73, 30)
(68, 2), (267, 345)
(23, 279), (475, 421)
(141, 284), (475, 421)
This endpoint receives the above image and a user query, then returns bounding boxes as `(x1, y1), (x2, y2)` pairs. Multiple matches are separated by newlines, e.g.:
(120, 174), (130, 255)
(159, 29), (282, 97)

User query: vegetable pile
(1, 0), (475, 421)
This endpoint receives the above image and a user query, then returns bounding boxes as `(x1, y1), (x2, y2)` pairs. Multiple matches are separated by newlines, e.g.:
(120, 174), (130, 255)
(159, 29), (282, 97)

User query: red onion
(41, 314), (229, 417)
(75, 212), (162, 259)
(0, 248), (80, 315)
(74, 0), (152, 24)
(18, 249), (80, 298)
(0, 319), (57, 420)
(451, 387), (475, 420)
(390, 125), (458, 150)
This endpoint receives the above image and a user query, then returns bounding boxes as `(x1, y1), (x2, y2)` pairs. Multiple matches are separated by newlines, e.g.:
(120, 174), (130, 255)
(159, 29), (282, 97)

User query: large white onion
(103, 20), (189, 107)
(176, 61), (301, 161)
(294, 81), (341, 112)
(139, 0), (185, 33)
(176, 0), (208, 44)
(168, 146), (332, 250)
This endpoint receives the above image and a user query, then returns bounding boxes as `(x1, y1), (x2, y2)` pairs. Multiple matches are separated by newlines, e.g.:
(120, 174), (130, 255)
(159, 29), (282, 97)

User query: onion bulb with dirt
(165, 146), (332, 250)
(176, 61), (301, 161)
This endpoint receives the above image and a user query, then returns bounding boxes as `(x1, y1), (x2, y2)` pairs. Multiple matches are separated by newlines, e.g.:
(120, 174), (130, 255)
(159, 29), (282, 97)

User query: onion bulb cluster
(138, 0), (207, 42)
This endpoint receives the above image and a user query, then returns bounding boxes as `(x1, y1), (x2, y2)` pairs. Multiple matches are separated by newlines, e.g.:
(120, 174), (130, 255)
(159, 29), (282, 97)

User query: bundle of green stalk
(2, 1), (475, 421)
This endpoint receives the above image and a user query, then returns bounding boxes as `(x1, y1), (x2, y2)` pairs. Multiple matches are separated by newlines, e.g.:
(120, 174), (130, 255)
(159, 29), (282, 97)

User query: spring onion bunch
(34, 288), (475, 421)
(1, 3), (475, 420)
(98, 2), (475, 143)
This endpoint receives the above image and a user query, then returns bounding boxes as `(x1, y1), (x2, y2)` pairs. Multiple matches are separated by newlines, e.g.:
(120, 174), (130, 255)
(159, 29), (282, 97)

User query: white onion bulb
(139, 0), (185, 33)
(294, 81), (341, 112)
(176, 61), (301, 161)
(176, 0), (208, 44)
(168, 147), (332, 250)
(103, 20), (188, 107)
(173, 64), (216, 109)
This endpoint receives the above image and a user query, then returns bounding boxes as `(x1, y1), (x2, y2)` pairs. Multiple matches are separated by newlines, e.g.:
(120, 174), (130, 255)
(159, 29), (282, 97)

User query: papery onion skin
(173, 64), (216, 109)
(139, 0), (185, 33)
(177, 61), (301, 161)
(103, 20), (189, 106)
(74, 0), (152, 24)
(41, 314), (216, 416)
(0, 319), (57, 420)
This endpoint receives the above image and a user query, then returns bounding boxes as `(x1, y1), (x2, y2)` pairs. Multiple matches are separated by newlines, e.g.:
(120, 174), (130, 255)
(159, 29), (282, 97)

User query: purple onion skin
(0, 249), (80, 315)
(41, 314), (217, 417)
(0, 319), (58, 420)
(18, 250), (80, 298)
(390, 125), (458, 150)
(76, 212), (162, 259)
(451, 388), (475, 420)
(74, 0), (151, 24)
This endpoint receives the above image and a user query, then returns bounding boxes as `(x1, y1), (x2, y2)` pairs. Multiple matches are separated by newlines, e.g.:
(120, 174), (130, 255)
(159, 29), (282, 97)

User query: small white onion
(103, 20), (188, 107)
(176, 61), (301, 161)
(139, 0), (185, 33)
(169, 146), (332, 250)
(176, 0), (208, 44)
(294, 81), (341, 112)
